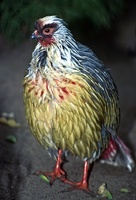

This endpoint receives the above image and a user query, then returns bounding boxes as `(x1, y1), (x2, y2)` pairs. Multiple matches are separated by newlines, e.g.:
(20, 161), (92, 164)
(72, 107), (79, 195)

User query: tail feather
(100, 135), (135, 172)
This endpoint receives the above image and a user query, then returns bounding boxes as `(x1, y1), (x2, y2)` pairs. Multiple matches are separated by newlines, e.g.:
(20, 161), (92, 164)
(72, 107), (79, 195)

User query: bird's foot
(62, 180), (95, 196)
(35, 168), (67, 184)
(35, 149), (68, 184)
(60, 176), (94, 196)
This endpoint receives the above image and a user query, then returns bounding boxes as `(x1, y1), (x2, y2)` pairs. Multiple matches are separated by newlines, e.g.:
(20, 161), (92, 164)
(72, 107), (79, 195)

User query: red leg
(35, 151), (94, 194)
(76, 161), (90, 190)
(61, 161), (95, 196)
(35, 149), (67, 184)
(62, 161), (92, 193)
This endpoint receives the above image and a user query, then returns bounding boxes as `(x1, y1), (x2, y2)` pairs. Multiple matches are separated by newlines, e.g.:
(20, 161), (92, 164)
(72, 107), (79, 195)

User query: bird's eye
(42, 27), (54, 35)
(43, 28), (51, 35)
(44, 28), (50, 33)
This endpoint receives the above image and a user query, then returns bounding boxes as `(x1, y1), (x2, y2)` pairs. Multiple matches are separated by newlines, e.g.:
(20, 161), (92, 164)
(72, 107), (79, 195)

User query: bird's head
(31, 16), (69, 47)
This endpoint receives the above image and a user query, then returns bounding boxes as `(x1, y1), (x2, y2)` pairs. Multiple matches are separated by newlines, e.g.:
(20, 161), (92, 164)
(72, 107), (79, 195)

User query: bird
(23, 15), (135, 193)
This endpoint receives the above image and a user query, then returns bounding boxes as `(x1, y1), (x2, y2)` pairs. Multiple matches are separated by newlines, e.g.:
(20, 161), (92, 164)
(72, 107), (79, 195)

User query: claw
(34, 149), (67, 184)
(61, 185), (95, 196)
(34, 150), (94, 195)
(60, 161), (95, 196)
(35, 168), (67, 184)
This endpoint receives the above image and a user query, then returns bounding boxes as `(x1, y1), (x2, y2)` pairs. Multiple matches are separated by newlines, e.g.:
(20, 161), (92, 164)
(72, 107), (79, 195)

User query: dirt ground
(0, 5), (136, 200)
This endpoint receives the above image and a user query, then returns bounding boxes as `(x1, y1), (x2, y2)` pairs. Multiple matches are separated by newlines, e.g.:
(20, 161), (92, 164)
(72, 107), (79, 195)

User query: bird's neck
(28, 39), (80, 81)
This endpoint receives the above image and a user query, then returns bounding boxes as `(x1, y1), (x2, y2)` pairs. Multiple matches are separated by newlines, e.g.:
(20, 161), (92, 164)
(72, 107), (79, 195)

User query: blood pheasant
(23, 16), (135, 192)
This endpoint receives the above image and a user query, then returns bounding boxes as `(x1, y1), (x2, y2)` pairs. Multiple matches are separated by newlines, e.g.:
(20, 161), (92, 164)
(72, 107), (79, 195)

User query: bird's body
(23, 16), (135, 192)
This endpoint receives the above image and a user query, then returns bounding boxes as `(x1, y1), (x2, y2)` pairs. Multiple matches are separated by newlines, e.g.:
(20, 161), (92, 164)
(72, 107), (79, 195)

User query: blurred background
(0, 0), (132, 45)
(0, 0), (136, 199)
(0, 0), (125, 42)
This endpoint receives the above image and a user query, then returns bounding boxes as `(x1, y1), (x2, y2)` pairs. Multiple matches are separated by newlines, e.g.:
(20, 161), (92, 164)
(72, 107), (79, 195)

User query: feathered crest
(39, 15), (67, 27)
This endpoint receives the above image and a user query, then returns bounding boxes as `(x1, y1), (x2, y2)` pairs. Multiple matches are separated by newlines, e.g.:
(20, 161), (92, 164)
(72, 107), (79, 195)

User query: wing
(76, 42), (120, 131)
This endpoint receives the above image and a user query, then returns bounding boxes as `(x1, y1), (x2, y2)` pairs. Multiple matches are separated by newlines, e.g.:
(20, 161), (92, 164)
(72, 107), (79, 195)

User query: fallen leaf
(120, 188), (130, 193)
(0, 112), (20, 127)
(39, 174), (50, 183)
(98, 183), (113, 199)
(6, 135), (17, 143)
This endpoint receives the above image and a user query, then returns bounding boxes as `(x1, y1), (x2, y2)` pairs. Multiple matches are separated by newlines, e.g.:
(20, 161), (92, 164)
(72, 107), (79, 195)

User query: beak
(31, 30), (39, 39)
(31, 32), (37, 39)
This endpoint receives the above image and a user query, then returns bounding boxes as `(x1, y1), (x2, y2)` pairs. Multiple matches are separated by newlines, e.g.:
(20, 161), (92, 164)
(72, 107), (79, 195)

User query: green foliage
(0, 0), (124, 43)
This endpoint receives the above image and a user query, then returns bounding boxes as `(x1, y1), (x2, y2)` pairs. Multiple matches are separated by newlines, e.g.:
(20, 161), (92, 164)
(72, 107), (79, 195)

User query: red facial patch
(39, 38), (55, 47)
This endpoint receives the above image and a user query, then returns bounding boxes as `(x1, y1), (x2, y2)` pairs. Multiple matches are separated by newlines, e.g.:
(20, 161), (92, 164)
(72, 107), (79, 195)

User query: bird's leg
(76, 161), (90, 190)
(35, 149), (67, 184)
(61, 161), (94, 195)
(63, 161), (91, 192)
